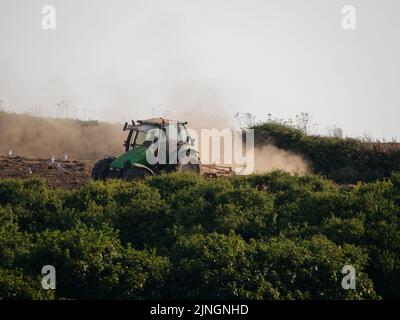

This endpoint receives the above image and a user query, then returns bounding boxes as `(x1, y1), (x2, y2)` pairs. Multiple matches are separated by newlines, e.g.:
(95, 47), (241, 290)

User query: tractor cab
(123, 118), (192, 152)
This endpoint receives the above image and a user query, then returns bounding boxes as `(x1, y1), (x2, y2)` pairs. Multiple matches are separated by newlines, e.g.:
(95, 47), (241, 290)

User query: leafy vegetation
(1, 171), (399, 300)
(253, 122), (400, 183)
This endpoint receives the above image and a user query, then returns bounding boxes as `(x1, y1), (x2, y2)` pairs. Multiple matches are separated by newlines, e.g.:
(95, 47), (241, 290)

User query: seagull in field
(63, 153), (68, 161)
(47, 155), (55, 165)
(28, 168), (32, 175)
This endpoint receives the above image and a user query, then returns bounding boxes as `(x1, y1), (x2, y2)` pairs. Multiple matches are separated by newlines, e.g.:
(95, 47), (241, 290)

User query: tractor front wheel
(91, 157), (116, 180)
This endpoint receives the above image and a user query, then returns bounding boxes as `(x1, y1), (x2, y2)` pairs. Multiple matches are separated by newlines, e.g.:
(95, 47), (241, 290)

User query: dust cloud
(0, 112), (125, 160)
(253, 145), (309, 174)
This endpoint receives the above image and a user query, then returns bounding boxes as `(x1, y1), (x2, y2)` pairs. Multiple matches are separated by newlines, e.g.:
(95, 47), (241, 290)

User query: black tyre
(91, 157), (116, 180)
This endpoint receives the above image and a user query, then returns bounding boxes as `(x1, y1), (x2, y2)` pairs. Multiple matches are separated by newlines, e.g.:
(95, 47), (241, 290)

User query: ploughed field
(0, 156), (235, 188)
(0, 156), (92, 188)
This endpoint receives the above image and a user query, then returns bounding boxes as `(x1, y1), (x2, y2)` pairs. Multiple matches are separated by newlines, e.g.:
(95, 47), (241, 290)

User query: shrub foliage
(1, 172), (399, 299)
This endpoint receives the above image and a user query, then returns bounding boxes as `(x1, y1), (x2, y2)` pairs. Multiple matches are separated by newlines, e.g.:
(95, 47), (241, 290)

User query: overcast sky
(0, 0), (399, 138)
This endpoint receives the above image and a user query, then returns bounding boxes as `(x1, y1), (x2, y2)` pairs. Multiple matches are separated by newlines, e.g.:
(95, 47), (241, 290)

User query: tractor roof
(123, 117), (188, 132)
(138, 118), (187, 126)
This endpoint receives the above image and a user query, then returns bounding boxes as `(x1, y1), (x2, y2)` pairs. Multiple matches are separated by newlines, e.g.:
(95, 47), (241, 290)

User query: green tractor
(91, 118), (201, 180)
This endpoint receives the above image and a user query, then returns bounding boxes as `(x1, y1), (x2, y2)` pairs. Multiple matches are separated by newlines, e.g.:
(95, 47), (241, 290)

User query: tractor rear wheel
(91, 157), (116, 180)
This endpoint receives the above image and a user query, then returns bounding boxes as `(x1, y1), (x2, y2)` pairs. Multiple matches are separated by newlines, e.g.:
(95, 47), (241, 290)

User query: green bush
(167, 232), (268, 299)
(0, 269), (54, 300)
(252, 235), (376, 299)
(0, 171), (399, 299)
(16, 225), (169, 299)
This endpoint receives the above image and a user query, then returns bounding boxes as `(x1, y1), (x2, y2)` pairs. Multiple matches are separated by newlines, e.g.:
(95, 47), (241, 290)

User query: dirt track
(0, 156), (92, 188)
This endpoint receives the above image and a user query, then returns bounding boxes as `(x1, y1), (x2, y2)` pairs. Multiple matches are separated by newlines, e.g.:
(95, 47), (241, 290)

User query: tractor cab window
(130, 124), (157, 149)
(133, 131), (147, 147)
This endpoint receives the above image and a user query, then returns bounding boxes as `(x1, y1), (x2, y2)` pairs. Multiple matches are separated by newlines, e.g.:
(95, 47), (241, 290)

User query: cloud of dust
(0, 112), (125, 160)
(253, 144), (309, 174)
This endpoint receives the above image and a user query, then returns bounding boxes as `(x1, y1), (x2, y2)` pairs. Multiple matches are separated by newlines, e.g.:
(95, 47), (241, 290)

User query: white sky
(0, 0), (399, 138)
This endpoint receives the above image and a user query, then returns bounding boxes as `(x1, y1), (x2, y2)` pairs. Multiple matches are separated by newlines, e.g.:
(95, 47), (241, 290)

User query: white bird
(63, 153), (68, 161)
(8, 149), (12, 157)
(28, 168), (32, 175)
(47, 155), (55, 165)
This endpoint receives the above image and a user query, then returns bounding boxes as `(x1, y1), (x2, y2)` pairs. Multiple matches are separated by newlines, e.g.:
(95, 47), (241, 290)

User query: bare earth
(0, 155), (237, 188)
(0, 156), (92, 189)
